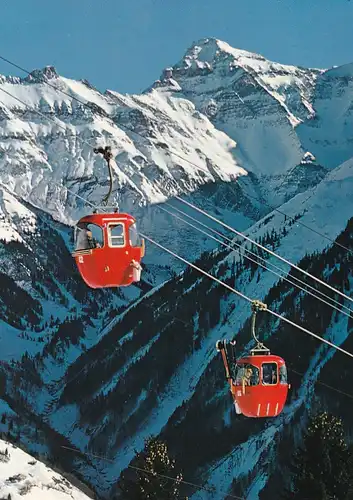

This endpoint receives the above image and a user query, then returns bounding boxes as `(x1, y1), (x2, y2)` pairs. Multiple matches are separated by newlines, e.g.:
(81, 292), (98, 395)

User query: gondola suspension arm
(94, 146), (114, 205)
(250, 300), (270, 354)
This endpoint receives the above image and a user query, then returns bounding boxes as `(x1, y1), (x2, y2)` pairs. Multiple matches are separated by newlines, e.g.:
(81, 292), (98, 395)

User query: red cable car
(72, 212), (145, 289)
(216, 301), (289, 418)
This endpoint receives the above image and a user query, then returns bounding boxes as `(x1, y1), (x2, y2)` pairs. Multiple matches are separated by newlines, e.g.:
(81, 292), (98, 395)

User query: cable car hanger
(94, 146), (114, 206)
(92, 205), (119, 214)
(250, 300), (270, 355)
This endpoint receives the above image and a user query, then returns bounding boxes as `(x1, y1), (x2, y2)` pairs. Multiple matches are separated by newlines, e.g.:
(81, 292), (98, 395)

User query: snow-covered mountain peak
(0, 440), (92, 499)
(0, 74), (21, 85)
(178, 37), (269, 72)
(168, 39), (320, 178)
(174, 37), (322, 83)
(173, 37), (264, 79)
(24, 66), (59, 83)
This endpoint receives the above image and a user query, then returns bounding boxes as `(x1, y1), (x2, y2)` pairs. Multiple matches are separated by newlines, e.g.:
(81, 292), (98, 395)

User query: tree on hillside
(284, 412), (353, 499)
(117, 436), (184, 499)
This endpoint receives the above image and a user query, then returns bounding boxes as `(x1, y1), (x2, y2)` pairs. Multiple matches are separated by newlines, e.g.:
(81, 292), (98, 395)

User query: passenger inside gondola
(236, 364), (259, 394)
(262, 363), (278, 384)
(75, 223), (104, 250)
(242, 366), (253, 394)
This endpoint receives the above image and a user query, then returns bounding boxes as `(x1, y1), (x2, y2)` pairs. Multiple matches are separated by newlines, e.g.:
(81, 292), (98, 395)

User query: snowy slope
(0, 187), (37, 243)
(0, 439), (92, 499)
(298, 62), (353, 169)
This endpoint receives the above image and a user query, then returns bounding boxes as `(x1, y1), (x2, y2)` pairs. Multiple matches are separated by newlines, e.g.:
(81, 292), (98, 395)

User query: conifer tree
(284, 412), (353, 499)
(117, 437), (183, 499)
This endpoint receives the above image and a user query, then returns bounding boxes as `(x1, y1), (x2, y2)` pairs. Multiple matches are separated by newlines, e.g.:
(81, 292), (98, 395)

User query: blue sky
(1, 0), (353, 94)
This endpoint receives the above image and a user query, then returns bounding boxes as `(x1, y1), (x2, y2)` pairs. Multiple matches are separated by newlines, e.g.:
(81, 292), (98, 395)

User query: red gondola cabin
(231, 353), (288, 417)
(72, 213), (145, 289)
(217, 340), (289, 418)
